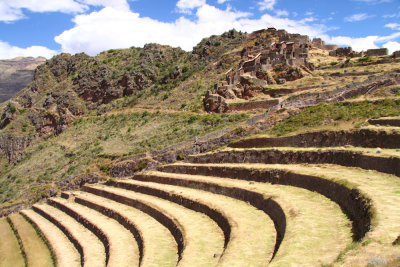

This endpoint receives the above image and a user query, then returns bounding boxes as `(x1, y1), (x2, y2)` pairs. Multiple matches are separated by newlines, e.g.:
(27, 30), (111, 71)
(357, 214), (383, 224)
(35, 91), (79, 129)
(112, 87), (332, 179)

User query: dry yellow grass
(33, 203), (106, 267)
(144, 168), (352, 266)
(238, 163), (400, 266)
(123, 174), (277, 267)
(21, 209), (81, 267)
(90, 184), (225, 267)
(178, 162), (400, 266)
(71, 191), (178, 267)
(50, 197), (139, 267)
(7, 213), (53, 267)
(0, 218), (24, 267)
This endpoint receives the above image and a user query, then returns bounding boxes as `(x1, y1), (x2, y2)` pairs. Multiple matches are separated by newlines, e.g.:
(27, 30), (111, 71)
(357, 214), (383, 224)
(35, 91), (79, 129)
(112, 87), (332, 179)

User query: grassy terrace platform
(33, 203), (106, 267)
(7, 213), (53, 267)
(70, 190), (178, 267)
(244, 163), (400, 265)
(21, 209), (81, 267)
(86, 184), (225, 267)
(162, 162), (400, 265)
(132, 171), (351, 266)
(107, 178), (277, 267)
(0, 218), (24, 267)
(48, 197), (139, 267)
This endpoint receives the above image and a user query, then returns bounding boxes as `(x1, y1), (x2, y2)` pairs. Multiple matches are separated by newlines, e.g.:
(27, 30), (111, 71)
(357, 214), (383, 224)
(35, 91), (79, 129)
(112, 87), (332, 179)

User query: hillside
(0, 57), (46, 102)
(0, 27), (400, 266)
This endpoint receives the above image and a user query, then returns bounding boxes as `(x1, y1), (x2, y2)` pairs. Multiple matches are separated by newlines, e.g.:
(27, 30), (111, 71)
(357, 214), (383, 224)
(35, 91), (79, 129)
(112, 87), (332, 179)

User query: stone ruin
(329, 47), (389, 58)
(366, 48), (388, 57)
(204, 27), (314, 113)
(311, 38), (338, 51)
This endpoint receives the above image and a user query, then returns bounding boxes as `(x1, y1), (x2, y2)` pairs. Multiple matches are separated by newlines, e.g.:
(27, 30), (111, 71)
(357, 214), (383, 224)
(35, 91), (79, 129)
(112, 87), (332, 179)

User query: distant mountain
(0, 57), (46, 103)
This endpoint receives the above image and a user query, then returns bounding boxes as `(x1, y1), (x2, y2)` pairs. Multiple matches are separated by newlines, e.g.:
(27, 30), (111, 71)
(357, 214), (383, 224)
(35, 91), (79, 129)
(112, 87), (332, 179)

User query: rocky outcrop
(0, 134), (35, 164)
(0, 102), (18, 129)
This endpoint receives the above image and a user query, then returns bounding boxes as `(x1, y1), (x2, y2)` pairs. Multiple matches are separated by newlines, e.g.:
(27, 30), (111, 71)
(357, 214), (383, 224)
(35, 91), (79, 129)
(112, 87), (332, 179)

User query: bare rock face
(256, 70), (276, 84)
(0, 102), (17, 129)
(0, 134), (35, 164)
(56, 172), (105, 192)
(203, 92), (229, 113)
(273, 64), (304, 82)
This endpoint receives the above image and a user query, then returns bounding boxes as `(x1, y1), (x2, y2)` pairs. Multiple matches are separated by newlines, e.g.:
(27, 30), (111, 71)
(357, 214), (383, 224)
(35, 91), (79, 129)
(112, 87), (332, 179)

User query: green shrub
(7, 102), (16, 113)
(133, 160), (147, 172)
(188, 115), (198, 124)
(358, 56), (371, 63)
(99, 164), (111, 173)
(141, 111), (149, 118)
(176, 153), (184, 160)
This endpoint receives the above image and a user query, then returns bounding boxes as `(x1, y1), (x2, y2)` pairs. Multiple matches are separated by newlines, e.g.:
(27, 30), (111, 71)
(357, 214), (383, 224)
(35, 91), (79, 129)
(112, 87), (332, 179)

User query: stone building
(366, 48), (388, 57)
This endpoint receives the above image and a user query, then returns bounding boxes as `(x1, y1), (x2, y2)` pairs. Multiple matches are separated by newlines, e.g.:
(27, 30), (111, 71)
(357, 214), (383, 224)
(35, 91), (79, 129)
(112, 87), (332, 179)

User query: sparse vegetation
(270, 99), (400, 136)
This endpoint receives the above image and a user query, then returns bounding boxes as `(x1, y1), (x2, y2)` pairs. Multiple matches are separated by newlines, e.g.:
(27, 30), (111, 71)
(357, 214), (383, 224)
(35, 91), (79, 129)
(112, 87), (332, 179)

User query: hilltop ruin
(204, 27), (317, 113)
(203, 27), (396, 113)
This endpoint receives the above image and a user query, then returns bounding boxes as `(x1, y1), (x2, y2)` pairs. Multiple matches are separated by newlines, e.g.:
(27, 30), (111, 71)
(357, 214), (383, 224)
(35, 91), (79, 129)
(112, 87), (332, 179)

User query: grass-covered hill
(0, 27), (400, 216)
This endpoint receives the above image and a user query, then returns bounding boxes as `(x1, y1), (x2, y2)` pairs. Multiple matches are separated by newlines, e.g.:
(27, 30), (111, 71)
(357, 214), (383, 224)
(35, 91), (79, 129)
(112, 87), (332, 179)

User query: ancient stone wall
(324, 45), (338, 51)
(229, 129), (400, 149)
(366, 48), (388, 57)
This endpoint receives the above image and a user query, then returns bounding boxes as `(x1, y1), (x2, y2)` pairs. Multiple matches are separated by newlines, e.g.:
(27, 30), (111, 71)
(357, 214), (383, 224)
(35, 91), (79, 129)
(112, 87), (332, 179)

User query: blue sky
(0, 0), (399, 59)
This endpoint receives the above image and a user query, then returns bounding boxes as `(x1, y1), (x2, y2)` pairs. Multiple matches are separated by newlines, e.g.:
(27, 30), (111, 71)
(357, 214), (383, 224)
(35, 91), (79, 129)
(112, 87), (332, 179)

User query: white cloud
(321, 31), (400, 52)
(258, 0), (276, 11)
(0, 0), (131, 22)
(325, 35), (379, 51)
(77, 0), (130, 11)
(275, 9), (289, 17)
(0, 0), (87, 22)
(383, 41), (400, 53)
(0, 2), (24, 22)
(385, 23), (400, 30)
(176, 0), (206, 13)
(54, 4), (331, 56)
(383, 12), (400, 18)
(344, 13), (374, 22)
(0, 40), (57, 59)
(376, 32), (400, 43)
(217, 0), (230, 3)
